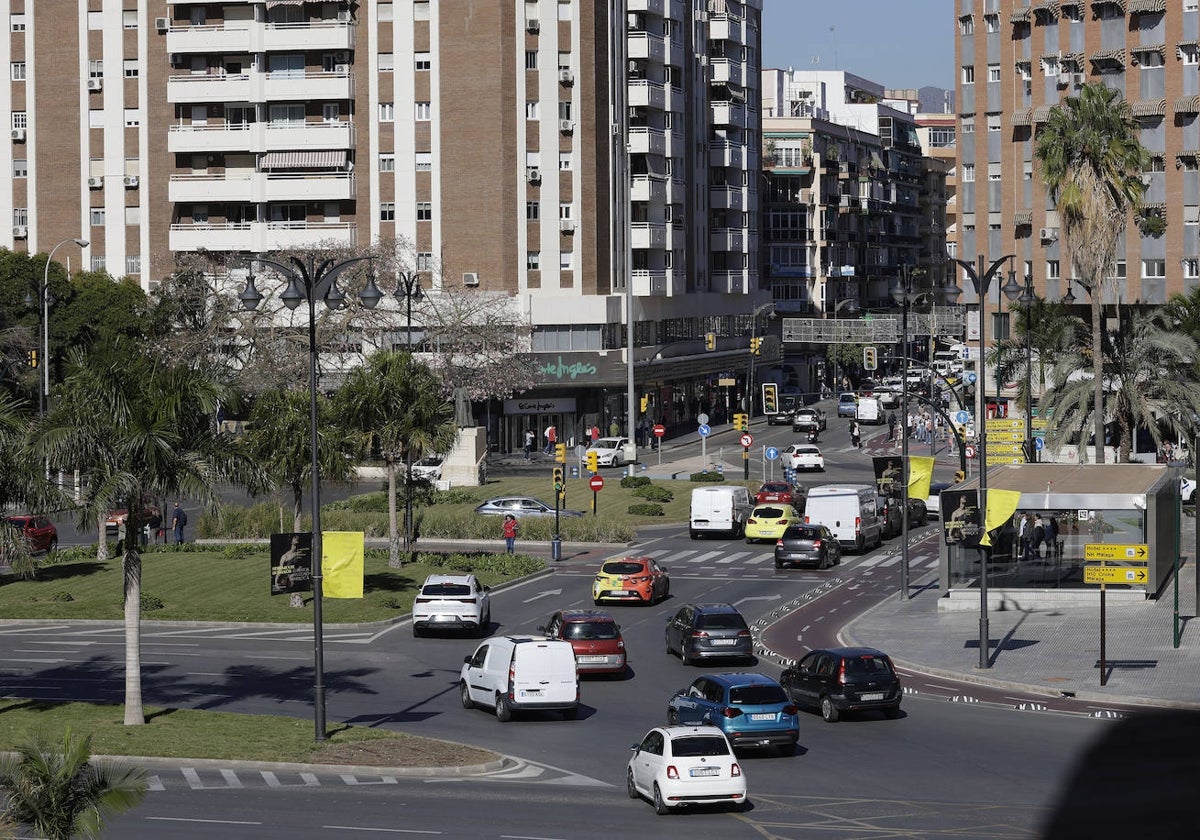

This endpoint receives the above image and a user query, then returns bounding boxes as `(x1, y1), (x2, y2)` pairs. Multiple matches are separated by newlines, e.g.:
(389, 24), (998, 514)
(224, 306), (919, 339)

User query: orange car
(592, 556), (670, 606)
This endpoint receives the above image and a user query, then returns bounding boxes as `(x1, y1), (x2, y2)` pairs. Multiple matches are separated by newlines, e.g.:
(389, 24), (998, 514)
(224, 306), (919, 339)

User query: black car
(665, 603), (754, 666)
(877, 496), (930, 539)
(774, 524), (841, 570)
(780, 647), (902, 722)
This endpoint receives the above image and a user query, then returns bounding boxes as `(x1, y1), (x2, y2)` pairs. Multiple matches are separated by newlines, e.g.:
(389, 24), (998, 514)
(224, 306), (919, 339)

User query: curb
(82, 751), (513, 778)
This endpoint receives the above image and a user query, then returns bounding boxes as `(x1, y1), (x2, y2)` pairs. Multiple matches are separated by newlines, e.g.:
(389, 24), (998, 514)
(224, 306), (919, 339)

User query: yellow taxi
(744, 504), (802, 544)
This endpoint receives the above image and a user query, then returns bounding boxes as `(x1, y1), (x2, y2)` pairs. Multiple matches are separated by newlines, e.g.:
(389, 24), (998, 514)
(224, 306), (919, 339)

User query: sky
(760, 0), (953, 92)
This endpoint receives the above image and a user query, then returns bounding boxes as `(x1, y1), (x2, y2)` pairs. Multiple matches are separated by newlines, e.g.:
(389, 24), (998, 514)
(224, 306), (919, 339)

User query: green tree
(1035, 82), (1150, 463)
(993, 298), (1082, 423)
(336, 350), (456, 564)
(0, 727), (147, 839)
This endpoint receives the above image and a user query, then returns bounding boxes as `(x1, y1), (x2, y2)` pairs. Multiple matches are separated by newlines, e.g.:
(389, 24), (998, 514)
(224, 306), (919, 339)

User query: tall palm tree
(336, 350), (456, 565)
(993, 298), (1082, 424)
(33, 340), (266, 725)
(1035, 82), (1150, 463)
(0, 727), (147, 839)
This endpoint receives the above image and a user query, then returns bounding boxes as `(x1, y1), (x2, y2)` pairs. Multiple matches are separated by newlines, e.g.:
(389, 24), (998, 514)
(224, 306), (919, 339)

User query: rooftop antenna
(829, 26), (839, 71)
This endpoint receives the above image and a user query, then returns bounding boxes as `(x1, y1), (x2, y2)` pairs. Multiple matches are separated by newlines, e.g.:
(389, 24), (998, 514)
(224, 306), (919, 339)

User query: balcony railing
(167, 121), (355, 154)
(167, 20), (354, 54)
(168, 221), (356, 252)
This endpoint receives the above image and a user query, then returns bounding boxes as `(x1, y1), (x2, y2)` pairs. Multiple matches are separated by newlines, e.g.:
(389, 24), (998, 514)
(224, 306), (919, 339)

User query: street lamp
(239, 252), (373, 741)
(1011, 272), (1038, 463)
(394, 269), (422, 549)
(890, 265), (927, 601)
(25, 238), (88, 418)
(945, 253), (1014, 670)
(747, 301), (775, 419)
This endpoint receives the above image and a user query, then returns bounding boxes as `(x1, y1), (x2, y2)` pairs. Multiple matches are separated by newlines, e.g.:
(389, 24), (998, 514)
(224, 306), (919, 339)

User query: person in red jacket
(502, 514), (519, 555)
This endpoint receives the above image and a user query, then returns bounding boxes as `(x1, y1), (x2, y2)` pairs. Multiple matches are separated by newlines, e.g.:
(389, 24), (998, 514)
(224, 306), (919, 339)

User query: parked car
(774, 523), (841, 570)
(412, 574), (491, 637)
(665, 603), (754, 665)
(877, 496), (930, 539)
(585, 437), (631, 467)
(539, 609), (626, 677)
(791, 407), (827, 433)
(409, 455), (444, 481)
(744, 504), (802, 543)
(666, 673), (799, 754)
(460, 635), (579, 721)
(836, 392), (858, 418)
(781, 443), (824, 472)
(779, 646), (902, 722)
(474, 496), (583, 518)
(1182, 476), (1195, 504)
(592, 556), (670, 605)
(925, 482), (955, 519)
(627, 726), (747, 815)
(755, 481), (801, 507)
(3, 515), (57, 554)
(104, 506), (159, 536)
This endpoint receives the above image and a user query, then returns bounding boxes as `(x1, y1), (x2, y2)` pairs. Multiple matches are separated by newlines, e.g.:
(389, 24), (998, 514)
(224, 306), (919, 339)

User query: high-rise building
(4, 0), (763, 450)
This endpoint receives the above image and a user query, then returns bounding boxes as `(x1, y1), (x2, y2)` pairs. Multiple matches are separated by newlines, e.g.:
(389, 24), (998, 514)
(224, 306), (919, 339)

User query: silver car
(474, 496), (583, 517)
(665, 603), (754, 666)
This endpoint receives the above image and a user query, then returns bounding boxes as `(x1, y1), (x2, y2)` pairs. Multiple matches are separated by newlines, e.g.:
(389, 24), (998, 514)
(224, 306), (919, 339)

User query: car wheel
(884, 705), (902, 719)
(653, 783), (670, 815)
(680, 646), (693, 667)
(732, 798), (750, 813)
(820, 552), (830, 570)
(745, 536), (754, 545)
(459, 682), (474, 710)
(689, 530), (698, 540)
(412, 624), (423, 638)
(820, 695), (840, 723)
(495, 694), (513, 722)
(627, 769), (640, 800)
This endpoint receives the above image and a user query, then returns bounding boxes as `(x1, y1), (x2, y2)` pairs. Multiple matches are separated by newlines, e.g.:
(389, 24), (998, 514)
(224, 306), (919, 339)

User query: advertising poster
(941, 489), (982, 548)
(270, 532), (313, 596)
(872, 456), (903, 498)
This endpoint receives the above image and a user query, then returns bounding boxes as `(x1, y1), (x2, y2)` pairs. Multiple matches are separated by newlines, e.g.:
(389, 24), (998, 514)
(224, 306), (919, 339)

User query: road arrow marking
(735, 595), (782, 607)
(523, 588), (563, 603)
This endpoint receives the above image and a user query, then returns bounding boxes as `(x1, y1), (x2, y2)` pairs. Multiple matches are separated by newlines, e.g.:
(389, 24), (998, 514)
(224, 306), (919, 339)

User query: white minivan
(460, 635), (580, 721)
(689, 486), (754, 539)
(802, 484), (884, 552)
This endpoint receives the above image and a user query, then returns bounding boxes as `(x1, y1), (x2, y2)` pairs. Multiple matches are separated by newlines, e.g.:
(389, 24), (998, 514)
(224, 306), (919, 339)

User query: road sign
(698, 423), (711, 437)
(954, 410), (971, 425)
(588, 475), (604, 492)
(653, 423), (665, 438)
(739, 433), (754, 448)
(966, 372), (977, 384)
(1084, 543), (1149, 561)
(987, 443), (1025, 454)
(965, 444), (977, 459)
(1034, 437), (1045, 451)
(985, 418), (1024, 430)
(697, 412), (710, 425)
(718, 377), (736, 386)
(765, 446), (780, 461)
(987, 431), (1026, 443)
(1084, 566), (1149, 585)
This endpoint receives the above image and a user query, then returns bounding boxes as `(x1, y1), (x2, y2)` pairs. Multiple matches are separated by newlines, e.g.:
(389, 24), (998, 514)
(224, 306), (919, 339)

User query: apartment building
(2, 0), (763, 450)
(955, 0), (1200, 311)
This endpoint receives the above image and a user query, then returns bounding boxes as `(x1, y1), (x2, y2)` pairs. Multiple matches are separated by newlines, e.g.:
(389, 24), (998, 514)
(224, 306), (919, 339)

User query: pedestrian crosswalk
(626, 545), (940, 577)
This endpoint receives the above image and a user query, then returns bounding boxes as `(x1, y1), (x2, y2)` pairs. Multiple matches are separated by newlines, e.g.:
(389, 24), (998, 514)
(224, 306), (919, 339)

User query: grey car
(474, 496), (583, 517)
(665, 603), (754, 666)
(774, 523), (841, 570)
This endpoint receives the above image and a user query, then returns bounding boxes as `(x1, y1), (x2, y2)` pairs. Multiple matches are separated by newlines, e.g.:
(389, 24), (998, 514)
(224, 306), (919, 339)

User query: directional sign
(1084, 566), (1149, 585)
(765, 446), (780, 461)
(966, 372), (977, 384)
(1084, 543), (1149, 562)
(954, 410), (971, 425)
(986, 418), (1025, 430)
(1034, 437), (1045, 451)
(588, 475), (604, 492)
(740, 433), (754, 448)
(698, 423), (711, 437)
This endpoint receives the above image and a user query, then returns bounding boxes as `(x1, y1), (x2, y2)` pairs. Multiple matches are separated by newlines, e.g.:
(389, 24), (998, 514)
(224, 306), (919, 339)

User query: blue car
(666, 673), (799, 755)
(836, 392), (858, 418)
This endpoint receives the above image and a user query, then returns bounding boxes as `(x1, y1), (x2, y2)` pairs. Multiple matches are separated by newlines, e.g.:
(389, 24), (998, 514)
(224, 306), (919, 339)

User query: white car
(586, 436), (630, 467)
(412, 574), (491, 637)
(781, 443), (824, 472)
(409, 455), (443, 481)
(627, 725), (747, 815)
(1183, 476), (1196, 504)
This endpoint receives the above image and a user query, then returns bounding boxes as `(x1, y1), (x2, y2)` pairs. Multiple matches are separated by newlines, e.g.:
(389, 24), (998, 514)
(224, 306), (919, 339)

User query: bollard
(570, 465), (579, 478)
(551, 536), (562, 562)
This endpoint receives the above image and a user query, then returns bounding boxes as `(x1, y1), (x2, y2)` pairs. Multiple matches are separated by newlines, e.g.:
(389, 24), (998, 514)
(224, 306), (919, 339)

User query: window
(1186, 205), (1200, 225)
(380, 202), (395, 221)
(984, 13), (999, 32)
(89, 110), (104, 129)
(558, 0), (571, 20)
(380, 154), (395, 172)
(929, 127), (956, 148)
(13, 208), (27, 226)
(559, 152), (572, 170)
(559, 203), (572, 220)
(560, 251), (573, 270)
(90, 256), (106, 272)
(1188, 0), (1199, 11)
(416, 201), (432, 221)
(1184, 259), (1200, 279)
(124, 109), (139, 127)
(1183, 45), (1200, 65)
(527, 201), (540, 220)
(91, 208), (106, 226)
(527, 251), (541, 270)
(414, 1), (430, 20)
(126, 255), (141, 275)
(1143, 259), (1166, 278)
(1042, 58), (1060, 76)
(962, 66), (975, 84)
(122, 10), (137, 28)
(962, 163), (975, 182)
(124, 60), (139, 78)
(323, 103), (339, 123)
(415, 52), (431, 71)
(125, 205), (140, 225)
(415, 101), (431, 120)
(558, 101), (572, 121)
(958, 14), (974, 35)
(379, 53), (394, 72)
(415, 152), (432, 170)
(526, 50), (538, 70)
(988, 163), (1001, 181)
(379, 103), (395, 122)
(987, 64), (1000, 83)
(89, 60), (103, 79)
(1047, 260), (1060, 279)
(12, 159), (26, 178)
(961, 116), (975, 134)
(417, 252), (433, 271)
(987, 113), (1001, 131)
(87, 11), (103, 29)
(378, 3), (393, 21)
(1114, 260), (1126, 278)
(11, 14), (26, 32)
(192, 205), (208, 223)
(558, 52), (571, 70)
(526, 101), (539, 119)
(10, 62), (24, 81)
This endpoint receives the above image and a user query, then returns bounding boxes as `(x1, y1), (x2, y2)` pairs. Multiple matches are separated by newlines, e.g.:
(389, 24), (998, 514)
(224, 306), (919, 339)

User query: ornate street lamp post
(891, 265), (926, 601)
(395, 269), (422, 548)
(25, 238), (89, 419)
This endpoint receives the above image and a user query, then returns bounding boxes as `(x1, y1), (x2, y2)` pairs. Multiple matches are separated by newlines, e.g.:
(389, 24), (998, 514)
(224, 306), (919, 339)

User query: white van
(803, 484), (884, 552)
(689, 485), (753, 539)
(856, 396), (882, 425)
(460, 635), (580, 721)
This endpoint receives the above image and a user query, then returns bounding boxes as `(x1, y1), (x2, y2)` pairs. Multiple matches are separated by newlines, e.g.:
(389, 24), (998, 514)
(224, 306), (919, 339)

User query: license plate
(750, 713), (775, 721)
(520, 689), (542, 697)
(689, 767), (720, 777)
(860, 692), (884, 701)
(711, 639), (738, 646)
(578, 656), (606, 663)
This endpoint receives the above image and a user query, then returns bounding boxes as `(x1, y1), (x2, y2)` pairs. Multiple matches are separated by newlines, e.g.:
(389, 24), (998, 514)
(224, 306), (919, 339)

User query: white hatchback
(782, 443), (824, 472)
(586, 437), (630, 467)
(627, 725), (747, 815)
(412, 574), (491, 637)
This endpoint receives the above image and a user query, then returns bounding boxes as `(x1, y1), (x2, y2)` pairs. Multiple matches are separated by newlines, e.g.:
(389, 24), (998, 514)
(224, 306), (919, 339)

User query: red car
(4, 515), (58, 554)
(756, 481), (798, 506)
(539, 609), (627, 676)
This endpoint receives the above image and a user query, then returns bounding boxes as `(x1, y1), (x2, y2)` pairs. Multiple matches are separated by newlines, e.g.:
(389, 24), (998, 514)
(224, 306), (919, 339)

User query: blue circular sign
(954, 410), (970, 425)
(966, 372), (977, 384)
(765, 446), (780, 461)
(698, 423), (711, 437)
(1034, 437), (1045, 451)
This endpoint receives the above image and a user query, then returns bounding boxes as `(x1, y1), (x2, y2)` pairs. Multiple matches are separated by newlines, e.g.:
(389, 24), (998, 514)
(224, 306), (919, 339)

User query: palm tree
(1035, 82), (1150, 463)
(0, 727), (147, 839)
(336, 350), (456, 565)
(242, 387), (358, 533)
(993, 298), (1082, 425)
(33, 340), (267, 725)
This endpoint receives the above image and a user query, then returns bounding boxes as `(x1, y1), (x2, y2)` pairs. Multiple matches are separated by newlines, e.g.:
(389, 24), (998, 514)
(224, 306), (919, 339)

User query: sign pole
(743, 446), (749, 480)
(1100, 579), (1107, 686)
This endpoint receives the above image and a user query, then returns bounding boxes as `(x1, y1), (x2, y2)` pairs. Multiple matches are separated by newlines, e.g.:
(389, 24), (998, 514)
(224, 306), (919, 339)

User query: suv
(877, 496), (929, 539)
(460, 635), (580, 721)
(780, 646), (902, 722)
(412, 574), (491, 637)
(539, 609), (627, 677)
(665, 603), (754, 665)
(791, 407), (826, 433)
(666, 673), (799, 754)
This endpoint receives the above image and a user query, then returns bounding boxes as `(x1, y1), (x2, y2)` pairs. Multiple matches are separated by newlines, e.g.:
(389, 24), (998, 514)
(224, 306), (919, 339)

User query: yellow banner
(980, 490), (1022, 548)
(322, 531), (364, 599)
(907, 456), (935, 501)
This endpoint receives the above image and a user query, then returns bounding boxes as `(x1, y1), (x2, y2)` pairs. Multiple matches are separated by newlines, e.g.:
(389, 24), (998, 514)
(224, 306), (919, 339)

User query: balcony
(167, 70), (353, 104)
(628, 79), (666, 110)
(167, 121), (355, 154)
(169, 221), (357, 253)
(627, 0), (666, 14)
(632, 269), (669, 297)
(631, 222), (668, 250)
(168, 171), (356, 203)
(167, 20), (354, 54)
(709, 185), (744, 210)
(708, 14), (740, 42)
(709, 140), (744, 168)
(711, 269), (748, 294)
(627, 32), (666, 63)
(631, 174), (662, 202)
(709, 58), (743, 87)
(711, 101), (747, 127)
(629, 127), (666, 156)
(711, 228), (745, 251)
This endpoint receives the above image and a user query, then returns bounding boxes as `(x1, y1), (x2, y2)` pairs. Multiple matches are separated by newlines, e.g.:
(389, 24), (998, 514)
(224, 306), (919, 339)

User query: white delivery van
(689, 485), (753, 539)
(803, 484), (884, 552)
(460, 635), (580, 721)
(856, 396), (882, 425)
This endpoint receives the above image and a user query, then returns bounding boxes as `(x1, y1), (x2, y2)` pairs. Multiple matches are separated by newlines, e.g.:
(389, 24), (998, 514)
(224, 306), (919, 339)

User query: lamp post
(239, 253), (373, 741)
(26, 238), (89, 418)
(1014, 273), (1037, 462)
(394, 269), (422, 549)
(946, 253), (1013, 670)
(891, 265), (926, 601)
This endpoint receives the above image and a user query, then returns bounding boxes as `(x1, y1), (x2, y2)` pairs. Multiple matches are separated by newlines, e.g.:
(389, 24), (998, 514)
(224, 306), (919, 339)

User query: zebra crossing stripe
(689, 551), (724, 563)
(182, 768), (243, 790)
(716, 552), (751, 564)
(261, 771), (320, 788)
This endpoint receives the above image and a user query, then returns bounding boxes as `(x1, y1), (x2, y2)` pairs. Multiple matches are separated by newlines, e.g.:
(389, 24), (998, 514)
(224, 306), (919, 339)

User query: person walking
(850, 419), (861, 450)
(523, 428), (535, 460)
(543, 423), (557, 455)
(589, 424), (600, 444)
(887, 411), (897, 442)
(502, 514), (519, 555)
(148, 510), (163, 545)
(1031, 514), (1046, 561)
(171, 502), (187, 545)
(115, 516), (127, 555)
(1017, 513), (1031, 562)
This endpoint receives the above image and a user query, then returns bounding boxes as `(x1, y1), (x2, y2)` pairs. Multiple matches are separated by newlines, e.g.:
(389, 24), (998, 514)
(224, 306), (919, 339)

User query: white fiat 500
(626, 725), (747, 815)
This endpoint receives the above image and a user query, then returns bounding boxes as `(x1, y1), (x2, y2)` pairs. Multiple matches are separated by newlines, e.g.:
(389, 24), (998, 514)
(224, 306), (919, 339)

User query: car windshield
(782, 526), (821, 540)
(797, 446), (818, 454)
(753, 507), (785, 518)
(729, 684), (788, 705)
(844, 655), (894, 675)
(671, 735), (731, 757)
(421, 584), (471, 597)
(564, 621), (619, 640)
(696, 613), (747, 630)
(760, 483), (789, 493)
(602, 561), (646, 576)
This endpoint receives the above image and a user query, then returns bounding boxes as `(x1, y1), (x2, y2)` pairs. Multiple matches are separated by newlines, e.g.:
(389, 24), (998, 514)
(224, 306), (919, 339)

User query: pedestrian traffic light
(585, 450), (599, 473)
(733, 413), (748, 431)
(554, 442), (566, 463)
(749, 337), (762, 355)
(863, 346), (878, 371)
(704, 332), (716, 351)
(552, 466), (564, 492)
(761, 383), (778, 414)
(27, 349), (36, 368)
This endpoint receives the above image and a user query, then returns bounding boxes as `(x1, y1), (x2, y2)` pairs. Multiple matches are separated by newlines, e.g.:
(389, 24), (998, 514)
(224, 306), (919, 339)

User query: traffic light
(27, 349), (37, 368)
(554, 442), (567, 463)
(733, 413), (748, 431)
(552, 466), (564, 492)
(639, 394), (649, 413)
(954, 470), (966, 483)
(749, 337), (761, 355)
(863, 346), (878, 371)
(704, 332), (716, 351)
(761, 383), (778, 414)
(585, 450), (599, 473)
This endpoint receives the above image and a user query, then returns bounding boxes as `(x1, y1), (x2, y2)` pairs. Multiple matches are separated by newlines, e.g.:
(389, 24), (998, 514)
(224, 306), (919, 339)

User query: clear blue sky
(761, 0), (953, 92)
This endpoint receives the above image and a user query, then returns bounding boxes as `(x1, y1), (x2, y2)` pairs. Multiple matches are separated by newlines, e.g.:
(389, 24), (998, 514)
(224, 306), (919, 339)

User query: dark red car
(4, 515), (58, 554)
(538, 609), (627, 677)
(756, 481), (796, 505)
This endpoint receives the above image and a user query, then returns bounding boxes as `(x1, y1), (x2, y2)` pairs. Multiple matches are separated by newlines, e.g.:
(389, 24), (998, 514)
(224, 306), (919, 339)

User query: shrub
(627, 503), (664, 516)
(620, 475), (651, 489)
(633, 484), (673, 503)
(690, 471), (724, 482)
(8, 554), (38, 581)
(49, 590), (74, 602)
(140, 593), (165, 611)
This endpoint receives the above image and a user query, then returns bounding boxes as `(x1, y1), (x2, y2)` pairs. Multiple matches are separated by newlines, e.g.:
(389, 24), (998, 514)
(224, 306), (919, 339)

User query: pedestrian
(609, 419), (620, 437)
(115, 516), (127, 555)
(148, 510), (163, 545)
(171, 502), (187, 545)
(1046, 515), (1060, 559)
(502, 513), (519, 555)
(1017, 512), (1031, 562)
(924, 415), (934, 444)
(887, 411), (897, 442)
(590, 424), (600, 443)
(543, 423), (556, 455)
(523, 428), (535, 460)
(1031, 514), (1046, 561)
(850, 419), (861, 450)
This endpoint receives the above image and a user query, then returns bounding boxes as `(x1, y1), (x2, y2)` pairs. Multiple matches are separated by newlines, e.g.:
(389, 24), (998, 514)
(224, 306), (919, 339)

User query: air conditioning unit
(87, 78), (102, 91)
(526, 167), (542, 183)
(12, 226), (27, 239)
(559, 69), (574, 84)
(87, 176), (104, 189)
(1039, 227), (1059, 241)
(336, 10), (351, 22)
(154, 17), (168, 32)
(559, 119), (575, 133)
(560, 219), (576, 233)
(462, 272), (480, 286)
(11, 129), (25, 142)
(1057, 72), (1070, 86)
(123, 175), (139, 187)
(334, 51), (348, 62)
(526, 19), (540, 33)
(1072, 72), (1085, 85)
